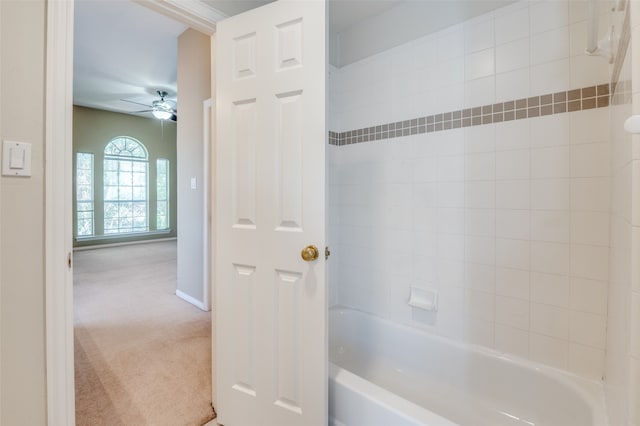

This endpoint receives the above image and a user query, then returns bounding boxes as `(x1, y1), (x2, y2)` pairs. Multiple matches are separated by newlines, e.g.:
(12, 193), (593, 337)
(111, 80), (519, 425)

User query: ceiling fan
(121, 90), (177, 122)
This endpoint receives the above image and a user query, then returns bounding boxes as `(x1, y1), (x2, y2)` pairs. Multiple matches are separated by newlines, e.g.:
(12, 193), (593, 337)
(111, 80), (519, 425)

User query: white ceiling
(73, 0), (512, 116)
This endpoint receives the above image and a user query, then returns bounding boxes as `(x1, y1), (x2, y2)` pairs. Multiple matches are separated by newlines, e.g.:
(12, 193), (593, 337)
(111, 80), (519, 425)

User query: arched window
(103, 137), (148, 234)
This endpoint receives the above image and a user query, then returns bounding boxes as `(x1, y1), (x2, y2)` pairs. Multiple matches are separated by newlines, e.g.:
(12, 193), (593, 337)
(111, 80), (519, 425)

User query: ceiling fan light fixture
(152, 109), (172, 120)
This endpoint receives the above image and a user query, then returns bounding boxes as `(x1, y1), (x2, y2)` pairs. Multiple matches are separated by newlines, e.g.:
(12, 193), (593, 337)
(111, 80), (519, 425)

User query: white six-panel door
(215, 1), (327, 425)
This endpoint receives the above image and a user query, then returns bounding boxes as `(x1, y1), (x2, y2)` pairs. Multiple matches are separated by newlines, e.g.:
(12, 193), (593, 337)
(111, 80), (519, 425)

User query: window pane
(76, 153), (94, 237)
(104, 186), (118, 201)
(132, 171), (146, 186)
(133, 161), (146, 172)
(118, 186), (132, 201)
(104, 171), (118, 185)
(156, 159), (169, 230)
(118, 171), (132, 186)
(103, 138), (149, 234)
(133, 186), (146, 200)
(77, 201), (93, 212)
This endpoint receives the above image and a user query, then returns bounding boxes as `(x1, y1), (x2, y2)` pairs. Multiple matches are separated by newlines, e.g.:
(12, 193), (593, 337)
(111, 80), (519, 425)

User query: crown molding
(135, 0), (228, 35)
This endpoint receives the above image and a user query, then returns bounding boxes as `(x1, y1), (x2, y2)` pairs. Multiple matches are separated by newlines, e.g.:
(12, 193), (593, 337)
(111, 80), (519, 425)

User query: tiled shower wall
(329, 0), (614, 380)
(606, 1), (640, 423)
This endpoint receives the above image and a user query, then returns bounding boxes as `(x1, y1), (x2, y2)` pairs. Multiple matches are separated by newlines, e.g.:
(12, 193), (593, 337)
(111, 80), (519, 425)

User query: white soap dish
(408, 286), (438, 312)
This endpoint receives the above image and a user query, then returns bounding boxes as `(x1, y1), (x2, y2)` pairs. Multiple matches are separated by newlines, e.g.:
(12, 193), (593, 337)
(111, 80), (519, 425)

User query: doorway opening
(71, 1), (214, 423)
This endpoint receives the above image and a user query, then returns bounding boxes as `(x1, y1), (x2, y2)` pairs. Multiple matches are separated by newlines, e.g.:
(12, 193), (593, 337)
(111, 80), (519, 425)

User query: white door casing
(215, 1), (327, 425)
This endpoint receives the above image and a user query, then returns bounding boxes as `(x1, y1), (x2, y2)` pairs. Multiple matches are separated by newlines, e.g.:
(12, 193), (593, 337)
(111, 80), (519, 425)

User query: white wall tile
(571, 244), (609, 281)
(496, 209), (531, 240)
(569, 20), (587, 57)
(496, 38), (530, 73)
(465, 76), (496, 107)
(531, 210), (571, 243)
(569, 311), (607, 349)
(569, 343), (605, 380)
(496, 180), (530, 209)
(530, 59), (571, 95)
(464, 317), (495, 347)
(496, 68), (531, 102)
(531, 272), (570, 307)
(530, 333), (569, 369)
(495, 119), (531, 151)
(465, 262), (496, 293)
(571, 177), (610, 212)
(571, 211), (610, 246)
(465, 236), (496, 265)
(570, 55), (609, 88)
(465, 289), (495, 321)
(465, 181), (495, 209)
(531, 302), (570, 339)
(496, 267), (530, 299)
(438, 155), (465, 181)
(496, 149), (530, 180)
(530, 114), (570, 148)
(465, 124), (496, 153)
(495, 324), (530, 357)
(438, 208), (465, 235)
(438, 181), (465, 208)
(531, 179), (571, 210)
(495, 4), (530, 45)
(570, 277), (608, 315)
(571, 142), (610, 177)
(465, 209), (496, 237)
(531, 146), (571, 178)
(570, 109), (609, 144)
(496, 295), (530, 329)
(413, 158), (437, 182)
(466, 48), (495, 80)
(436, 129), (465, 156)
(530, 1), (569, 34)
(465, 152), (495, 180)
(437, 261), (466, 289)
(496, 238), (531, 270)
(531, 27), (570, 66)
(531, 241), (571, 275)
(465, 17), (495, 53)
(437, 26), (466, 60)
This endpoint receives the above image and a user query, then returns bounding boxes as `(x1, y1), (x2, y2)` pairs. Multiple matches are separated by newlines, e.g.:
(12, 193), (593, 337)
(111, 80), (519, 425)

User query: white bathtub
(329, 307), (608, 426)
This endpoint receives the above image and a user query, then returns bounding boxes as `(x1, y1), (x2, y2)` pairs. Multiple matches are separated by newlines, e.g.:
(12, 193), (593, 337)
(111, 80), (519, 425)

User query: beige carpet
(74, 240), (216, 426)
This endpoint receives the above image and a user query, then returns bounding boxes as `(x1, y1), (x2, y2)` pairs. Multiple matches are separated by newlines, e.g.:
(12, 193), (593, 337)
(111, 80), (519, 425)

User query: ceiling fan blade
(130, 109), (154, 113)
(120, 99), (153, 108)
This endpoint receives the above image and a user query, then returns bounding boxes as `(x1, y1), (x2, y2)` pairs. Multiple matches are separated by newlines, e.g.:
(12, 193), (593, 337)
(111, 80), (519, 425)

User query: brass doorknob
(301, 245), (319, 262)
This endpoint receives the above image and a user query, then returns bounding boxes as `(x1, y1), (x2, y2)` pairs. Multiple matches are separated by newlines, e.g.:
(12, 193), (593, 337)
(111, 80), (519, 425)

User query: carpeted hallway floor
(73, 240), (216, 426)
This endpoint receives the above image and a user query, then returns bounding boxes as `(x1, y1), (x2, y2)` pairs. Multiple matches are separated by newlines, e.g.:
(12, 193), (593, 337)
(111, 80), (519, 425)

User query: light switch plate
(2, 140), (32, 177)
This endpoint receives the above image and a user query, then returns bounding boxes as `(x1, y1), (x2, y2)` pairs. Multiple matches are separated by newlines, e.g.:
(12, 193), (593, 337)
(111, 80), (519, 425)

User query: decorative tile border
(329, 83), (611, 146)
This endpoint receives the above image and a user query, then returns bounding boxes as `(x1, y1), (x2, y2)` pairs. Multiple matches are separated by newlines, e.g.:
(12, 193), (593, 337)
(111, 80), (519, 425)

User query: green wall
(73, 105), (178, 247)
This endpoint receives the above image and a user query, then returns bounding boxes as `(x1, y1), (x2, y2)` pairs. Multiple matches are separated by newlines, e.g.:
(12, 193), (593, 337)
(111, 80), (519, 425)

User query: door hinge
(67, 252), (72, 269)
(325, 246), (331, 260)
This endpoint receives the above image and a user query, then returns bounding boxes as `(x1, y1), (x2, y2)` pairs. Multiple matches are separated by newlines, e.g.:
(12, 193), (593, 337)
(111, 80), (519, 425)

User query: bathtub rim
(329, 362), (459, 426)
(329, 305), (609, 426)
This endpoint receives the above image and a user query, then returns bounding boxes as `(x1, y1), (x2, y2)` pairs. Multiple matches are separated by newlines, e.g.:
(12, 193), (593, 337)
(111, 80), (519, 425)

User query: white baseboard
(176, 289), (208, 311)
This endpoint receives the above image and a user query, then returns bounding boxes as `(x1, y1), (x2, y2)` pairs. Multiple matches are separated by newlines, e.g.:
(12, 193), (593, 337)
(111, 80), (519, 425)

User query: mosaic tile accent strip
(329, 83), (611, 146)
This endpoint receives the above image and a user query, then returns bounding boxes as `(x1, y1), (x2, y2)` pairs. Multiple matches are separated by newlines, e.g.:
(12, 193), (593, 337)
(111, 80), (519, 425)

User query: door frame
(44, 2), (221, 425)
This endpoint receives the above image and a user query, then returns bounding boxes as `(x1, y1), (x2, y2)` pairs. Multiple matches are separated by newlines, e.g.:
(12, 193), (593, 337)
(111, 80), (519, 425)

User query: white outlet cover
(2, 140), (31, 177)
